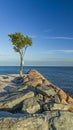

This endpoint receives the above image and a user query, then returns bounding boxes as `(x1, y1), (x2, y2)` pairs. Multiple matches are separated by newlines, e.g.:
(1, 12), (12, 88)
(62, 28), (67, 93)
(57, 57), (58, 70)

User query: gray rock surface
(0, 111), (48, 130)
(0, 89), (34, 110)
(22, 97), (41, 114)
(43, 102), (72, 111)
(44, 111), (73, 130)
(36, 85), (57, 97)
(0, 69), (73, 130)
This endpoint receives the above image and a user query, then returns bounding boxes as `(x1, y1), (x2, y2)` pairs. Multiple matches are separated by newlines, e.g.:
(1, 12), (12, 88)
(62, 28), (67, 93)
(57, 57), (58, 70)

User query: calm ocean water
(0, 66), (73, 96)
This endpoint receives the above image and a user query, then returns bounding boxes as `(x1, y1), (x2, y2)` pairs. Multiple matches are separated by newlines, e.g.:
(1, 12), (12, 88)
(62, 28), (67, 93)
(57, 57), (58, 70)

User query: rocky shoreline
(0, 69), (73, 130)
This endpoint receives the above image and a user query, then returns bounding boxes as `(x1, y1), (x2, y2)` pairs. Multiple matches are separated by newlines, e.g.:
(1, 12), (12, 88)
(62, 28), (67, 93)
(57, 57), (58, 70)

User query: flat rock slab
(0, 89), (34, 110)
(43, 102), (73, 111)
(36, 85), (57, 97)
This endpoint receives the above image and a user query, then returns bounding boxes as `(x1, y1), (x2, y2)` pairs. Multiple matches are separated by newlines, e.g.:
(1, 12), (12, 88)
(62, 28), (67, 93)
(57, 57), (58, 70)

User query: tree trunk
(20, 54), (24, 77)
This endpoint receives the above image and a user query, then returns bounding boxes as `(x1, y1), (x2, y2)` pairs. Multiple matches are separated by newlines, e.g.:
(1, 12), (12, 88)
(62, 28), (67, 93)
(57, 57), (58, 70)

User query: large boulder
(44, 111), (73, 130)
(22, 97), (41, 114)
(36, 85), (57, 97)
(0, 111), (48, 130)
(57, 89), (73, 104)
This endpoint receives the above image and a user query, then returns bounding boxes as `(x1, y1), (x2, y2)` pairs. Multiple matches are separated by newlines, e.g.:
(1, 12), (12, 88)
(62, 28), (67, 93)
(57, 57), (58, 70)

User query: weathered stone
(26, 78), (43, 87)
(58, 89), (67, 101)
(54, 94), (61, 103)
(44, 111), (73, 130)
(43, 94), (60, 103)
(43, 102), (73, 111)
(17, 85), (28, 92)
(0, 111), (48, 130)
(43, 79), (52, 86)
(26, 69), (52, 87)
(27, 69), (46, 80)
(5, 86), (17, 93)
(0, 90), (34, 110)
(0, 69), (73, 130)
(36, 94), (43, 101)
(43, 95), (52, 103)
(24, 76), (29, 83)
(51, 86), (73, 104)
(51, 103), (73, 112)
(36, 85), (57, 97)
(22, 97), (41, 114)
(67, 95), (73, 103)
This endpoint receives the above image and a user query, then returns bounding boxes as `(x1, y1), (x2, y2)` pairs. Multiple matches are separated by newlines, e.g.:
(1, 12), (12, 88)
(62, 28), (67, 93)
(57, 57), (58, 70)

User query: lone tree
(8, 32), (32, 77)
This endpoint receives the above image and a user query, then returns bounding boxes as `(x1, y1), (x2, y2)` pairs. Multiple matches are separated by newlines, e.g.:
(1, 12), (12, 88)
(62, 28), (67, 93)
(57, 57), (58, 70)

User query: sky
(0, 0), (73, 66)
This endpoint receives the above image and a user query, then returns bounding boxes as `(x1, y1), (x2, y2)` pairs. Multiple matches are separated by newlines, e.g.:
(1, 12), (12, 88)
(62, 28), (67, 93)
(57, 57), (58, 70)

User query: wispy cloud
(53, 50), (73, 53)
(42, 50), (73, 54)
(43, 36), (73, 40)
(61, 50), (73, 53)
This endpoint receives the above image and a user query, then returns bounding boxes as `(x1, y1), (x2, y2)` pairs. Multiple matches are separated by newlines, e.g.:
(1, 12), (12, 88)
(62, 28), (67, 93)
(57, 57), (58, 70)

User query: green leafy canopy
(8, 32), (32, 53)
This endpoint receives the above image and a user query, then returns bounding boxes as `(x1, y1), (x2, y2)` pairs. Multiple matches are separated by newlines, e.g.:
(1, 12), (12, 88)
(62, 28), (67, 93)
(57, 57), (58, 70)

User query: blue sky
(0, 0), (73, 66)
